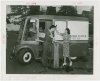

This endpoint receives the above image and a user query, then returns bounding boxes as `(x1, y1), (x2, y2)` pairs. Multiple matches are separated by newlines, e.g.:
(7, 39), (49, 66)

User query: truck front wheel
(18, 49), (33, 64)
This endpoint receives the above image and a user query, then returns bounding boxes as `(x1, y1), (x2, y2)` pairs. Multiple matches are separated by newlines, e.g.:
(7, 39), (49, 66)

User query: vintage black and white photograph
(6, 5), (93, 74)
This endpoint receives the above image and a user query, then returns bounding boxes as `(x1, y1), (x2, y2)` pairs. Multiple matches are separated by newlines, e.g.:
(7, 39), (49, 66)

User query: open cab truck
(12, 15), (89, 68)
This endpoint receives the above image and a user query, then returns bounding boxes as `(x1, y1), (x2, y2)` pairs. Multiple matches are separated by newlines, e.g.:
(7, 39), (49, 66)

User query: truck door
(38, 20), (52, 58)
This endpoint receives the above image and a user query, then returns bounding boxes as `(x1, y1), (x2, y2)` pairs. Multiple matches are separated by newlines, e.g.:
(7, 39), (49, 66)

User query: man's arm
(49, 30), (54, 38)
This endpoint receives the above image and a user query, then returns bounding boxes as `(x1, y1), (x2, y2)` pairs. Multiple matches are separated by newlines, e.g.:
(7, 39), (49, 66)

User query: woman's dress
(63, 34), (71, 57)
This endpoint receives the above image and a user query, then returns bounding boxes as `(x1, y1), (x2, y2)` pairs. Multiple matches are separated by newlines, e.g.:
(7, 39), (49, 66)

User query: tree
(46, 6), (56, 15)
(10, 5), (29, 15)
(89, 7), (93, 35)
(10, 5), (41, 16)
(82, 7), (93, 35)
(57, 6), (77, 16)
(28, 6), (40, 15)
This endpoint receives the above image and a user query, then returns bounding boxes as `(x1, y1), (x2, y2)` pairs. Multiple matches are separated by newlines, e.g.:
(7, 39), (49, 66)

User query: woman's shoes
(62, 63), (67, 66)
(65, 65), (74, 72)
(62, 63), (74, 72)
(69, 61), (72, 66)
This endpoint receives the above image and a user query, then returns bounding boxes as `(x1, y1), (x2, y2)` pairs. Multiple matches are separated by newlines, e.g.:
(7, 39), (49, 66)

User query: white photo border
(1, 0), (100, 80)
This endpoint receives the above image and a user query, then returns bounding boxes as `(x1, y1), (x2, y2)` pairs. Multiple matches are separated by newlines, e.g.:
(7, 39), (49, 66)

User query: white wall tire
(18, 49), (33, 64)
(23, 52), (32, 63)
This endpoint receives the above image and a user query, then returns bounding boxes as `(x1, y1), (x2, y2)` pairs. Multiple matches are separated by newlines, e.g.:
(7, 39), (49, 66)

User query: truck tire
(18, 49), (33, 64)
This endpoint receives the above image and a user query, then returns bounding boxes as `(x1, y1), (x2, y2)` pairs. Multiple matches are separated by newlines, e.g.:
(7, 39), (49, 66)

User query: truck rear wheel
(18, 49), (33, 64)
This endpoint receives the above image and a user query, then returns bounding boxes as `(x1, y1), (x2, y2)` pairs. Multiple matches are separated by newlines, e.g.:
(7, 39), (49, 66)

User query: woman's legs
(63, 56), (67, 66)
(68, 56), (72, 66)
(62, 56), (73, 67)
(62, 42), (73, 71)
(63, 44), (67, 66)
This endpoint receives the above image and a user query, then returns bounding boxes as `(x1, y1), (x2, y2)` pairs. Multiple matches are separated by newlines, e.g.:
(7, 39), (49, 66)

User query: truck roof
(26, 15), (88, 21)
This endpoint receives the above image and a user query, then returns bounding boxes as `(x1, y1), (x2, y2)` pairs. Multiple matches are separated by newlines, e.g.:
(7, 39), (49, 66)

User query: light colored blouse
(63, 33), (71, 43)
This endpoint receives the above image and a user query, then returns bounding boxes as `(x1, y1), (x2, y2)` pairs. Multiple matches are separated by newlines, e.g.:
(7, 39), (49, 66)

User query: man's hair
(49, 25), (57, 29)
(66, 28), (70, 34)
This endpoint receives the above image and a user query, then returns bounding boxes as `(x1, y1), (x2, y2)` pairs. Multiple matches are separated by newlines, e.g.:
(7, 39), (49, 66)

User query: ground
(6, 24), (93, 74)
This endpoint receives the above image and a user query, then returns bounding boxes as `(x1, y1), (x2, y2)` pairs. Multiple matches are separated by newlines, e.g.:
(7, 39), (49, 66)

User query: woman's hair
(66, 28), (70, 34)
(49, 25), (57, 29)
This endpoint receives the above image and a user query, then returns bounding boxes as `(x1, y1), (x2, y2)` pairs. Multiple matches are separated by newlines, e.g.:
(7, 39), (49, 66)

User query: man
(42, 25), (56, 70)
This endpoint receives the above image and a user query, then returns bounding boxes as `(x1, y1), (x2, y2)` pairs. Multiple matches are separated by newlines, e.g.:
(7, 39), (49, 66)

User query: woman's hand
(56, 28), (63, 36)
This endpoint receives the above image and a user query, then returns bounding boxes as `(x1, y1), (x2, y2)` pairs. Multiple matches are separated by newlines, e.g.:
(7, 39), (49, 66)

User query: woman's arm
(55, 28), (63, 36)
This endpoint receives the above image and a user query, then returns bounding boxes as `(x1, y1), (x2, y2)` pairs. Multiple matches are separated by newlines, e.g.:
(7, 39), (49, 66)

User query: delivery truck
(12, 15), (89, 68)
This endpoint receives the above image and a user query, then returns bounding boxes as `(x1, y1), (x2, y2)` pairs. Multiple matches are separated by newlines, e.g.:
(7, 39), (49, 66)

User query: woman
(42, 25), (56, 69)
(56, 28), (73, 71)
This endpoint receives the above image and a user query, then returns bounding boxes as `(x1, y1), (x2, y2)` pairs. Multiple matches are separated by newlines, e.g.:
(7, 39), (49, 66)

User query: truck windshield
(18, 18), (25, 42)
(24, 19), (37, 41)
